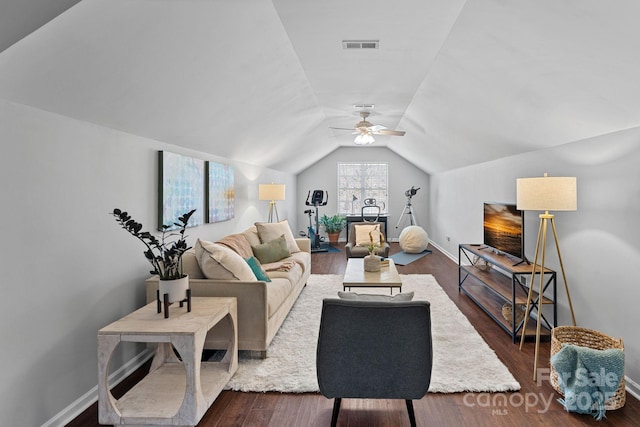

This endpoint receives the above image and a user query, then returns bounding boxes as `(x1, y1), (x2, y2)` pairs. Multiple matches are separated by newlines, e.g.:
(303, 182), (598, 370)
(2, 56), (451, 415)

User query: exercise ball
(399, 226), (429, 253)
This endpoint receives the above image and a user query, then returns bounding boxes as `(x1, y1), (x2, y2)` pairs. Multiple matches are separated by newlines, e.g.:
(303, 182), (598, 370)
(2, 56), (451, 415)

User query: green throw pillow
(245, 256), (271, 282)
(252, 234), (291, 264)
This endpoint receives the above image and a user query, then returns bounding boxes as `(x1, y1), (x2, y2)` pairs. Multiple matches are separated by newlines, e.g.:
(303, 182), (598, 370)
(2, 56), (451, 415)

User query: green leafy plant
(319, 214), (346, 233)
(110, 208), (196, 280)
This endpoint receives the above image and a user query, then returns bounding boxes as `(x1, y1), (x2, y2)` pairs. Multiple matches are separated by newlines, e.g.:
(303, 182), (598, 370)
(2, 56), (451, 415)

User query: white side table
(98, 297), (237, 426)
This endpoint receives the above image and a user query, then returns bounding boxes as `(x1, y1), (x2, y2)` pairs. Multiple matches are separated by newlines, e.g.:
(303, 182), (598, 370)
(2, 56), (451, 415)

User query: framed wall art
(158, 151), (205, 229)
(206, 161), (235, 223)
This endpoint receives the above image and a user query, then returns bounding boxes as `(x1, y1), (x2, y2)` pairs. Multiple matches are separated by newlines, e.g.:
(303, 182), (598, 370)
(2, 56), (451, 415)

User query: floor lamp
(517, 173), (577, 380)
(259, 183), (285, 223)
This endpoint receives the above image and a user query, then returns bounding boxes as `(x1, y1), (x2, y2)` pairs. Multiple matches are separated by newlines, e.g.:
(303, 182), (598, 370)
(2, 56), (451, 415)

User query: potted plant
(364, 226), (385, 272)
(110, 208), (196, 303)
(319, 214), (346, 245)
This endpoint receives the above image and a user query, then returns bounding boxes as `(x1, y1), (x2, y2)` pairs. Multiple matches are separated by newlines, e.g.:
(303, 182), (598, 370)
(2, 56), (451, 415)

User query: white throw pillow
(255, 220), (300, 253)
(354, 224), (382, 247)
(194, 239), (257, 281)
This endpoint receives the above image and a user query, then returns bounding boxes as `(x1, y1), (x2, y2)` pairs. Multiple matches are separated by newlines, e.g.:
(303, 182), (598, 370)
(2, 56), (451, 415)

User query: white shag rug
(224, 274), (520, 393)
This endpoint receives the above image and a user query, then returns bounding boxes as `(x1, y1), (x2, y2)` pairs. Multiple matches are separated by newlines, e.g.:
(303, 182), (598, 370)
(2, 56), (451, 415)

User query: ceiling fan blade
(331, 111), (405, 142)
(374, 129), (406, 136)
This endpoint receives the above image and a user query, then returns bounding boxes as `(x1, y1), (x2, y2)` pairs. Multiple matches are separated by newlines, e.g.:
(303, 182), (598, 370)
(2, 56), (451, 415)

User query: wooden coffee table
(343, 258), (402, 294)
(98, 297), (237, 427)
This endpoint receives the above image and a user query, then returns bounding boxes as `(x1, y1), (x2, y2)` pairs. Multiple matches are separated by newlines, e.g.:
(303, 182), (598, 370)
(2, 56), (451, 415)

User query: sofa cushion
(266, 277), (295, 317)
(355, 223), (383, 247)
(255, 220), (300, 253)
(265, 260), (303, 285)
(194, 239), (257, 281)
(245, 256), (271, 282)
(252, 234), (291, 264)
(288, 250), (311, 274)
(347, 245), (388, 258)
(337, 291), (415, 302)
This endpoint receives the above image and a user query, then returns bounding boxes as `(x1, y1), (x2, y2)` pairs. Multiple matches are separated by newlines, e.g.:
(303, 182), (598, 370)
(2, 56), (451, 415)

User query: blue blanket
(551, 343), (624, 420)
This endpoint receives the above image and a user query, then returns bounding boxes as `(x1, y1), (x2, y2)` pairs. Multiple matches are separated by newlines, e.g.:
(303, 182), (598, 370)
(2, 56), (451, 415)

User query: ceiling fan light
(354, 134), (375, 145)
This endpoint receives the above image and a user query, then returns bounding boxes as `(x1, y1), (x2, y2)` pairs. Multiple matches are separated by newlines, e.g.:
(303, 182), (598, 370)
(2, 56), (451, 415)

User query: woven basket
(473, 255), (492, 271)
(501, 302), (526, 325)
(550, 326), (625, 410)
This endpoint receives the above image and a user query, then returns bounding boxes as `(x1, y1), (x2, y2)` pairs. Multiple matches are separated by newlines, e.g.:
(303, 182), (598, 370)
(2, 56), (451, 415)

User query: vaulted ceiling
(2, 0), (640, 175)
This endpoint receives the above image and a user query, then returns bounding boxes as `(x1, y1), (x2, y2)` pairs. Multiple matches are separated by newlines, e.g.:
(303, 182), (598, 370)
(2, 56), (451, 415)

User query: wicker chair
(316, 298), (432, 427)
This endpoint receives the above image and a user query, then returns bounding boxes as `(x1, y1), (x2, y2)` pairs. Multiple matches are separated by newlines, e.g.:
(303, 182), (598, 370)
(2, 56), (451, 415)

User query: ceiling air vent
(342, 40), (379, 49)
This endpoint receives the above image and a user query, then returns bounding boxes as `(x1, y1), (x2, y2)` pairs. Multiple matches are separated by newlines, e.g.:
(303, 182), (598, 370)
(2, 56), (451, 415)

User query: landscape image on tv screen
(483, 202), (523, 259)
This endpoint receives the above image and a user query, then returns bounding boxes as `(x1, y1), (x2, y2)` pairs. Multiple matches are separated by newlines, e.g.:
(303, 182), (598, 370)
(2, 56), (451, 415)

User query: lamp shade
(259, 183), (285, 201)
(516, 175), (577, 211)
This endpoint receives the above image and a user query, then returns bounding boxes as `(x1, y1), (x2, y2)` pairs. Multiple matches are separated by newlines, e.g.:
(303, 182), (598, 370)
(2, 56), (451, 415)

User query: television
(483, 202), (525, 261)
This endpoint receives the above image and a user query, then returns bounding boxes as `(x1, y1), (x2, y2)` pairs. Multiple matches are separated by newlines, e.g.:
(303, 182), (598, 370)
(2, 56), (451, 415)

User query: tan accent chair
(344, 222), (390, 258)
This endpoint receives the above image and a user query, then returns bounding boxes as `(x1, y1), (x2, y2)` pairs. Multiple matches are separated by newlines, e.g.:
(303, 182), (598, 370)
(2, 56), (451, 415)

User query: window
(338, 162), (388, 215)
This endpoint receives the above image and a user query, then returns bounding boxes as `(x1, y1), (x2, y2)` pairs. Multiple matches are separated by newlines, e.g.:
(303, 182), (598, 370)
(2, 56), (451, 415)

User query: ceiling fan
(330, 112), (406, 145)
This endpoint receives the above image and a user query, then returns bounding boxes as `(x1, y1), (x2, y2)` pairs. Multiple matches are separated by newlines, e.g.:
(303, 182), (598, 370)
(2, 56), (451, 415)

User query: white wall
(0, 99), (296, 426)
(296, 146), (430, 242)
(429, 128), (640, 390)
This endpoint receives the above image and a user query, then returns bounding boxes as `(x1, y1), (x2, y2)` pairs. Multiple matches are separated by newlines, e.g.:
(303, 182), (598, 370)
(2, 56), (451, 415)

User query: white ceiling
(2, 0), (640, 174)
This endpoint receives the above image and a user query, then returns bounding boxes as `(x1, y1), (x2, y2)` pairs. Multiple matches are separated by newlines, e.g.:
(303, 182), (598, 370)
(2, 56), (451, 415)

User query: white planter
(364, 254), (381, 272)
(159, 275), (189, 303)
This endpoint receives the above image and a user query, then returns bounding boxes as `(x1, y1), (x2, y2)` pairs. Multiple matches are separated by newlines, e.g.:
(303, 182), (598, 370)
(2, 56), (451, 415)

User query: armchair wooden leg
(331, 398), (342, 427)
(405, 399), (417, 427)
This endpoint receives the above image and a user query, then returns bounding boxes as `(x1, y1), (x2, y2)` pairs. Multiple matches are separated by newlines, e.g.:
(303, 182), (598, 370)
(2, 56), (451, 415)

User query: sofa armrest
(345, 242), (354, 258)
(145, 276), (269, 350)
(146, 276), (265, 302)
(295, 237), (311, 254)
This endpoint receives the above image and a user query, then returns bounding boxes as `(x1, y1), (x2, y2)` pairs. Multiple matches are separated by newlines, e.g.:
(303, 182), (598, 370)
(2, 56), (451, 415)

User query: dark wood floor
(69, 243), (639, 426)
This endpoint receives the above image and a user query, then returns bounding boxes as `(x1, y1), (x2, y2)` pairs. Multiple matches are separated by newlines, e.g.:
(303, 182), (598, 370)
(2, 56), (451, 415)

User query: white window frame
(337, 162), (389, 215)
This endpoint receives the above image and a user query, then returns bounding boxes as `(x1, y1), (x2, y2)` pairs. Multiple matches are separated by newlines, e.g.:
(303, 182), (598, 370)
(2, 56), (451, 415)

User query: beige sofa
(146, 223), (311, 358)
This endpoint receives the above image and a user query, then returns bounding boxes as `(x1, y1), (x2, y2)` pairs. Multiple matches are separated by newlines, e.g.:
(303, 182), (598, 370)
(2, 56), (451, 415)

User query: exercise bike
(305, 190), (328, 252)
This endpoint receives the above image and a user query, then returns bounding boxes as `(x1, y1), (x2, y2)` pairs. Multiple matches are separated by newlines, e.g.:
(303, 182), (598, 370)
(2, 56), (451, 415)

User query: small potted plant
(364, 226), (385, 272)
(319, 214), (346, 245)
(110, 208), (196, 303)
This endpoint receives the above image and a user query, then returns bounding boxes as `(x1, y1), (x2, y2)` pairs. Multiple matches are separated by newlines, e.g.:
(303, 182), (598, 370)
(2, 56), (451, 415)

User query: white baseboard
(427, 240), (457, 263)
(42, 348), (154, 427)
(626, 376), (640, 401)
